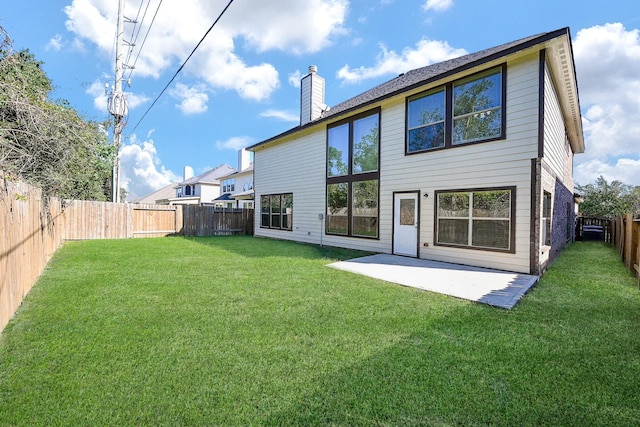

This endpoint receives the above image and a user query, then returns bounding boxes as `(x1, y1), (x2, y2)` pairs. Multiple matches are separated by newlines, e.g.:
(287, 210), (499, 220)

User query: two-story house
(167, 164), (236, 206)
(248, 28), (584, 275)
(213, 149), (255, 210)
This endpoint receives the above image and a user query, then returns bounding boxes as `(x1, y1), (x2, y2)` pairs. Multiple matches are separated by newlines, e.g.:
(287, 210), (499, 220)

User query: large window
(435, 187), (515, 252)
(326, 109), (380, 238)
(260, 193), (292, 231)
(406, 66), (505, 153)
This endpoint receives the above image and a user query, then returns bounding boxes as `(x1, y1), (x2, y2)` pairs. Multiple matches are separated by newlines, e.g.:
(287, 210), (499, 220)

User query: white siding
(542, 65), (567, 180)
(254, 53), (542, 273)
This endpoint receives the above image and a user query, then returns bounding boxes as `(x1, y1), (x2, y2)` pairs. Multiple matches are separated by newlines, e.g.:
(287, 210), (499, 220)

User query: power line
(131, 0), (234, 133)
(126, 0), (163, 83)
(124, 0), (154, 77)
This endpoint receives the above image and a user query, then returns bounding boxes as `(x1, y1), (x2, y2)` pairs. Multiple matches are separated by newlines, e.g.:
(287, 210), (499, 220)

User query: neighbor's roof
(175, 163), (236, 187)
(248, 27), (584, 153)
(131, 182), (178, 204)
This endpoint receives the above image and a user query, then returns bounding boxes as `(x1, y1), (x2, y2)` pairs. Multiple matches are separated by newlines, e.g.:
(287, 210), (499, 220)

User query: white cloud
(573, 23), (640, 184)
(423, 0), (454, 12)
(575, 158), (640, 187)
(214, 136), (255, 151)
(64, 0), (349, 102)
(119, 135), (181, 198)
(46, 34), (63, 51)
(288, 70), (302, 88)
(337, 38), (467, 84)
(170, 83), (209, 114)
(259, 109), (299, 122)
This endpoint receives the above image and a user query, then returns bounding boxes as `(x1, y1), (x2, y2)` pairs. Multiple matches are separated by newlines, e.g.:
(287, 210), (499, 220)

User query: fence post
(623, 214), (632, 271)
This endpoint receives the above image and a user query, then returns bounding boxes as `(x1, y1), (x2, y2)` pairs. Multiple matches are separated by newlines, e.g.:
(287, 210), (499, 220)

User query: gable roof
(175, 163), (236, 187)
(248, 27), (583, 153)
(130, 182), (178, 204)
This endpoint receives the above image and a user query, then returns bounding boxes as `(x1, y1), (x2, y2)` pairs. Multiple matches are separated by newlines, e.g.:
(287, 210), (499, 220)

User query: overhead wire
(124, 0), (152, 73)
(126, 0), (164, 83)
(130, 0), (235, 133)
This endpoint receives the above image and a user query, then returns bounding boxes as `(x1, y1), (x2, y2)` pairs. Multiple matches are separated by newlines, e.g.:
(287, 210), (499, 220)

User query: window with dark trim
(406, 65), (506, 154)
(435, 187), (515, 252)
(542, 191), (552, 246)
(326, 109), (380, 238)
(260, 193), (292, 230)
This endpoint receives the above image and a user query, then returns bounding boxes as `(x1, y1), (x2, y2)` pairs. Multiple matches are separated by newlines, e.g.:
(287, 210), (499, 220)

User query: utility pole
(108, 0), (128, 203)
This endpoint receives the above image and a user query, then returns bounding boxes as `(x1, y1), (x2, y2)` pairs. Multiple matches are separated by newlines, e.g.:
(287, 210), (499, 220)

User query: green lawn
(1, 237), (639, 426)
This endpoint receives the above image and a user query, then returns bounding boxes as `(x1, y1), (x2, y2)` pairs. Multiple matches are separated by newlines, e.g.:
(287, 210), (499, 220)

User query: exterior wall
(538, 60), (577, 270)
(199, 183), (221, 204)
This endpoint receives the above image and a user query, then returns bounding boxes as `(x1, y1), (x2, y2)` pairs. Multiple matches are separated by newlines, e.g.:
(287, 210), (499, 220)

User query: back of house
(248, 28), (584, 275)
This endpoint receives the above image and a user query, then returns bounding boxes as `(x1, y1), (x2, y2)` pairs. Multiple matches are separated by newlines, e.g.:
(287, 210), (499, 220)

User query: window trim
(434, 186), (516, 253)
(326, 107), (381, 239)
(405, 64), (507, 155)
(260, 193), (293, 231)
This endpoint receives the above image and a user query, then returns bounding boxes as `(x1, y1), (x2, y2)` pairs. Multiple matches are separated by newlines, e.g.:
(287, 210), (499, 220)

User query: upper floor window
(453, 68), (503, 144)
(222, 179), (235, 193)
(406, 66), (505, 154)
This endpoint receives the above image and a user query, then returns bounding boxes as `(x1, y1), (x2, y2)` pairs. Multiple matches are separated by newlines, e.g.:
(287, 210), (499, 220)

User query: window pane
(472, 219), (510, 249)
(438, 219), (469, 245)
(281, 194), (292, 230)
(327, 183), (348, 235)
(438, 192), (469, 217)
(328, 124), (349, 176)
(473, 190), (510, 218)
(408, 122), (445, 152)
(271, 213), (281, 228)
(261, 195), (270, 227)
(408, 90), (445, 128)
(453, 69), (502, 144)
(400, 199), (415, 226)
(270, 195), (281, 214)
(352, 114), (379, 174)
(352, 180), (378, 237)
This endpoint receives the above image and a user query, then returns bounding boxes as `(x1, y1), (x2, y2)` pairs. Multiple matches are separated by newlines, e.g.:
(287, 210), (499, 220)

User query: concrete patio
(327, 254), (539, 309)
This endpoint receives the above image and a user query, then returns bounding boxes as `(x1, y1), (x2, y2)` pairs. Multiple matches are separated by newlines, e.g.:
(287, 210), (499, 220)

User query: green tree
(576, 176), (640, 217)
(0, 26), (114, 200)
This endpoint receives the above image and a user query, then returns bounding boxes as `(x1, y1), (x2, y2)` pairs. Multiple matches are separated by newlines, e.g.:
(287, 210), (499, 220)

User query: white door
(393, 192), (419, 257)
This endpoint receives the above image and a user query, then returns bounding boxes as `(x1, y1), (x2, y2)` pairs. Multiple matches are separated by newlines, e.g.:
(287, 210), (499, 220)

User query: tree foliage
(0, 26), (114, 201)
(576, 176), (640, 218)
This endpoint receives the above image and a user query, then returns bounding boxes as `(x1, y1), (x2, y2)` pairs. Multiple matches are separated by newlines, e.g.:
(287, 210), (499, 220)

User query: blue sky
(2, 0), (640, 198)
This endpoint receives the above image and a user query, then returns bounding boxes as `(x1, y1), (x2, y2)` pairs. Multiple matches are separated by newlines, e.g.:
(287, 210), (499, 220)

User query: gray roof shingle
(249, 28), (570, 150)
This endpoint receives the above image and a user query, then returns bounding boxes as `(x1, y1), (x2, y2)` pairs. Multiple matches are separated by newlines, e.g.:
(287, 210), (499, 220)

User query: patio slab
(327, 254), (539, 309)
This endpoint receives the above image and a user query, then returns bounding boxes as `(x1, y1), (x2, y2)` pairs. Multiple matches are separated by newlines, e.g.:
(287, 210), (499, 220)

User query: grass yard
(1, 237), (639, 426)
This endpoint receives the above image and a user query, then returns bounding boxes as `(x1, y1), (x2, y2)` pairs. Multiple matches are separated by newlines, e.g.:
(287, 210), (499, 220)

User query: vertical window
(407, 88), (445, 152)
(436, 187), (514, 252)
(260, 194), (293, 231)
(453, 68), (503, 144)
(326, 109), (380, 239)
(542, 191), (552, 246)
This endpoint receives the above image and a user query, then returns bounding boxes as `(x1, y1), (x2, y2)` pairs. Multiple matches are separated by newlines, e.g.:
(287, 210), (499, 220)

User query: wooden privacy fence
(611, 214), (640, 286)
(575, 216), (612, 242)
(182, 206), (254, 236)
(1, 175), (255, 332)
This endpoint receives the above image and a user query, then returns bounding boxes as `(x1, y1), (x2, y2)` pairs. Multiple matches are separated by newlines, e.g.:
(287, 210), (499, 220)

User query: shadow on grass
(182, 234), (373, 262)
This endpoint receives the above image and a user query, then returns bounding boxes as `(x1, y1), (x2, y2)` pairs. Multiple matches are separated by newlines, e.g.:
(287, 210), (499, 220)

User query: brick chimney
(300, 65), (326, 126)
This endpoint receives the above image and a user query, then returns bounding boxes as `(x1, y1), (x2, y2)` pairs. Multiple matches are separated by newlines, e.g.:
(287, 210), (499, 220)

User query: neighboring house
(167, 164), (236, 206)
(213, 149), (255, 210)
(248, 28), (584, 275)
